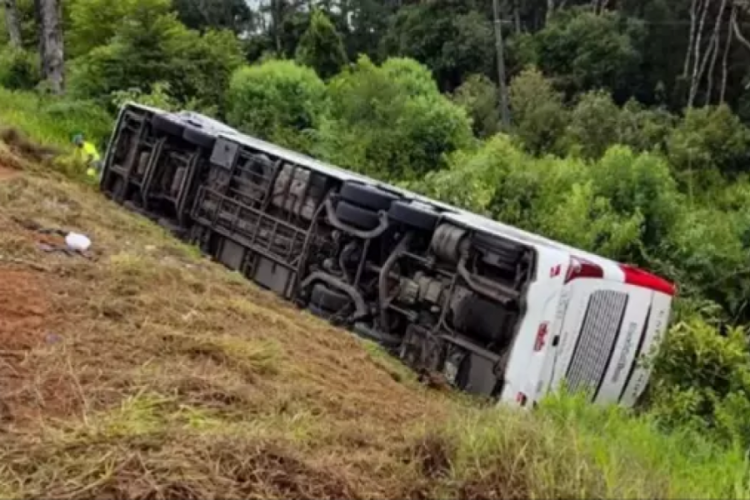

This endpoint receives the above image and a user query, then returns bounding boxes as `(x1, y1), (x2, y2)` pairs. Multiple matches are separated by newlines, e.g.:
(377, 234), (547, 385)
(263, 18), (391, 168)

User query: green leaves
(315, 55), (473, 181)
(295, 9), (348, 80)
(225, 60), (328, 151)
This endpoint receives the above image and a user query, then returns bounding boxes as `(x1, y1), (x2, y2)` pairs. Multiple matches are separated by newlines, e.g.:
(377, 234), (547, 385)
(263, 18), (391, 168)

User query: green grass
(0, 87), (113, 150)
(430, 391), (750, 499)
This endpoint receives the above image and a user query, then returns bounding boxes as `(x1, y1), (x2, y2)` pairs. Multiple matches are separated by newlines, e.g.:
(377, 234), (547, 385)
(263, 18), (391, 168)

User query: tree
(380, 1), (494, 91)
(35, 0), (64, 94)
(452, 74), (501, 139)
(520, 8), (645, 100)
(667, 104), (750, 185)
(225, 59), (328, 150)
(562, 90), (621, 159)
(67, 0), (172, 58)
(172, 0), (253, 34)
(4, 0), (21, 47)
(295, 9), (347, 79)
(508, 66), (567, 155)
(68, 8), (243, 113)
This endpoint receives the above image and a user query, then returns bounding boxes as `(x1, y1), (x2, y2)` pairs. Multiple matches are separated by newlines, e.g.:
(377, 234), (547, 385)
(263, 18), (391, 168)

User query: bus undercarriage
(100, 104), (538, 400)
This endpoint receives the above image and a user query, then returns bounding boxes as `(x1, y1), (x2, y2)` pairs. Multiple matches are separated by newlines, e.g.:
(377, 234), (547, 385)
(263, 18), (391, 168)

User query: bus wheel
(388, 201), (439, 231)
(339, 182), (399, 211)
(335, 200), (380, 230)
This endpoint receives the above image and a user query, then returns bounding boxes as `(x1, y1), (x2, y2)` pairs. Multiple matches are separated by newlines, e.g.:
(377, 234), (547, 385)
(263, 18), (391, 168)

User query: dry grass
(0, 141), (458, 500)
(0, 134), (747, 500)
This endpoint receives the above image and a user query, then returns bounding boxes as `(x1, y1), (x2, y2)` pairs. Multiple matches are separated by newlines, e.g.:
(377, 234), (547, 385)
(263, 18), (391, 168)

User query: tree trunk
(36, 0), (64, 94)
(720, 4), (735, 103)
(705, 0), (729, 104)
(493, 0), (511, 128)
(683, 0), (700, 78)
(687, 0), (712, 107)
(4, 0), (22, 47)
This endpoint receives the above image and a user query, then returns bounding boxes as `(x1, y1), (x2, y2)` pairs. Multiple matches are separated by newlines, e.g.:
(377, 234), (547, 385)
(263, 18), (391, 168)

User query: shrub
(0, 46), (40, 90)
(225, 60), (328, 150)
(650, 317), (750, 448)
(316, 56), (473, 181)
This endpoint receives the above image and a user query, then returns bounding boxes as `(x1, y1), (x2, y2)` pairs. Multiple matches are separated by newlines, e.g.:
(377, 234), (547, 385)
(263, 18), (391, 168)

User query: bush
(667, 104), (750, 181)
(0, 46), (40, 90)
(316, 55), (473, 181)
(650, 317), (750, 448)
(225, 60), (328, 150)
(0, 88), (113, 149)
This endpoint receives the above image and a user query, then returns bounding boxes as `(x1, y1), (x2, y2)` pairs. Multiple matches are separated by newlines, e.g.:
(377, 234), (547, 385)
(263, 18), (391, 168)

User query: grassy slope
(0, 120), (747, 499)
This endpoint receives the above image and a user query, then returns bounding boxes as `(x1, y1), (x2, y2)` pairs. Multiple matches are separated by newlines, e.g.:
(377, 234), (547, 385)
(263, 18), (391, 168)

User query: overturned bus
(98, 103), (676, 408)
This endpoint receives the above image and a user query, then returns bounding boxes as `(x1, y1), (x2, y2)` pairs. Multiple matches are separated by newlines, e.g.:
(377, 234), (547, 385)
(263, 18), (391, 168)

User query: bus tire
(151, 114), (185, 137)
(339, 182), (399, 211)
(336, 200), (379, 230)
(388, 201), (439, 231)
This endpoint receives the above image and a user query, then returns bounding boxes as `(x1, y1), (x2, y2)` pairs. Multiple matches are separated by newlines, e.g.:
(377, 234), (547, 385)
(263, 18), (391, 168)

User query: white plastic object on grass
(65, 232), (91, 252)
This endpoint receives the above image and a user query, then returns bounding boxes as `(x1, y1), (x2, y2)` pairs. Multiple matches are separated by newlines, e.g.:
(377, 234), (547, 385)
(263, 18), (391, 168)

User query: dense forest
(4, 0), (750, 453)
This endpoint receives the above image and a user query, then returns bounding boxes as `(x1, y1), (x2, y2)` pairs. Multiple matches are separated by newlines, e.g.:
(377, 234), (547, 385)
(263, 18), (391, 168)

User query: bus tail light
(620, 264), (676, 296)
(565, 256), (604, 283)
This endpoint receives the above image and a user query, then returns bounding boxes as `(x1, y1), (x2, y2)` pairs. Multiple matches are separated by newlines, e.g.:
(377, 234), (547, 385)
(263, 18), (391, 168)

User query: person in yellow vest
(72, 133), (102, 179)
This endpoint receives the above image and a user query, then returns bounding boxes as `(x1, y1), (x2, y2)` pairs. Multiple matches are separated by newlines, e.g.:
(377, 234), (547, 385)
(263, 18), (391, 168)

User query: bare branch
(706, 0), (729, 104)
(683, 0), (700, 78)
(720, 3), (736, 103)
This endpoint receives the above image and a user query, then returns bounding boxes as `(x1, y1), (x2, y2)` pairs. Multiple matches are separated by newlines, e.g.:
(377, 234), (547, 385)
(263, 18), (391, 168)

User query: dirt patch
(0, 268), (47, 350)
(0, 163), (19, 181)
(0, 266), (79, 424)
(0, 128), (60, 163)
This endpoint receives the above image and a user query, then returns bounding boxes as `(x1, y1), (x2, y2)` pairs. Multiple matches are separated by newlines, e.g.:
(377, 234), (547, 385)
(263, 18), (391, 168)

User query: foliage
(0, 87), (112, 149)
(295, 9), (348, 80)
(649, 317), (750, 448)
(315, 55), (473, 181)
(509, 66), (567, 155)
(562, 90), (622, 159)
(68, 7), (243, 114)
(67, 0), (172, 58)
(0, 46), (39, 90)
(451, 74), (500, 139)
(0, 0), (36, 50)
(172, 0), (253, 34)
(225, 60), (328, 150)
(380, 0), (494, 91)
(667, 105), (750, 181)
(519, 8), (645, 99)
(110, 81), (180, 112)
